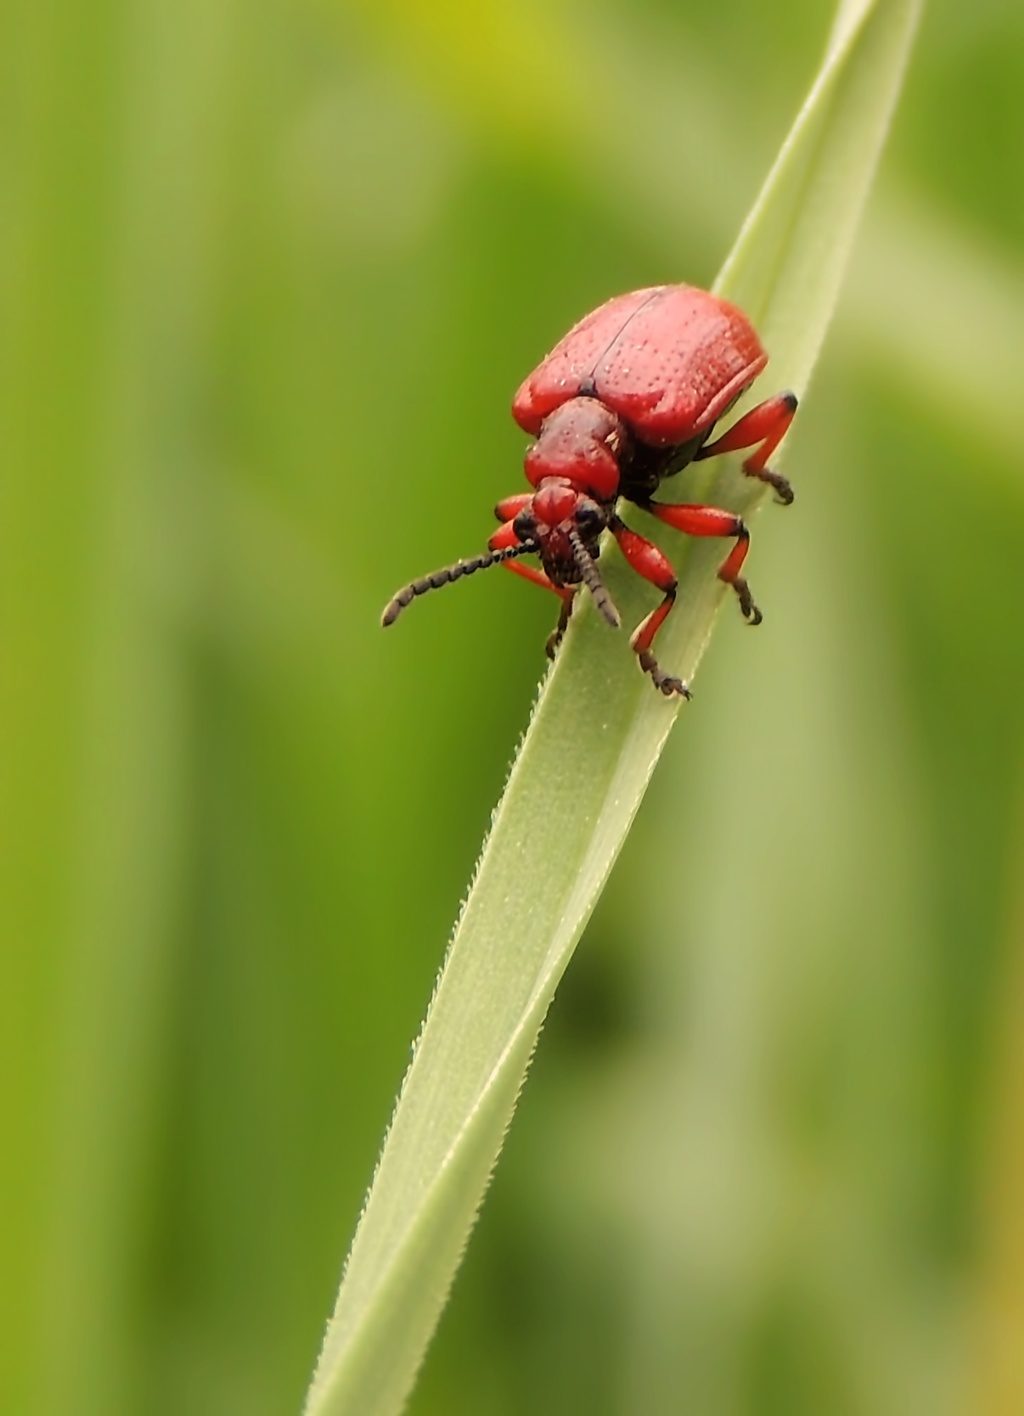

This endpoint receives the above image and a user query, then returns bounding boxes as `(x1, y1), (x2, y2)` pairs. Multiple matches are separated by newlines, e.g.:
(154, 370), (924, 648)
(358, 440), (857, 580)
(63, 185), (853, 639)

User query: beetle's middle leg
(695, 391), (798, 504)
(641, 501), (762, 626)
(610, 517), (689, 699)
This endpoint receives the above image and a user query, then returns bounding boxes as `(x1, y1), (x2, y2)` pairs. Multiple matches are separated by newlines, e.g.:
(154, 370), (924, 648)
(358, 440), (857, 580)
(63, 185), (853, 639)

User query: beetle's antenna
(381, 541), (537, 626)
(569, 529), (620, 629)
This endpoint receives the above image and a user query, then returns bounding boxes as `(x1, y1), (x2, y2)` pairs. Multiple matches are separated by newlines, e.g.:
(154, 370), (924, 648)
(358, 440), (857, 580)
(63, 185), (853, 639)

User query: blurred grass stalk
(969, 774), (1024, 1416)
(2, 3), (229, 1411)
(305, 2), (921, 1412)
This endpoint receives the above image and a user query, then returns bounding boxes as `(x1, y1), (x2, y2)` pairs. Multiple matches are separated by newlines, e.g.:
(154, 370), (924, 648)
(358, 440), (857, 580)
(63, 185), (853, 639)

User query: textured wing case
(513, 285), (767, 448)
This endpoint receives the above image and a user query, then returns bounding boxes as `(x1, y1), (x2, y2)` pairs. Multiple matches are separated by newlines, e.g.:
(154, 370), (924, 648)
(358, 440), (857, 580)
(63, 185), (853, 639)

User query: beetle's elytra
(382, 284), (797, 697)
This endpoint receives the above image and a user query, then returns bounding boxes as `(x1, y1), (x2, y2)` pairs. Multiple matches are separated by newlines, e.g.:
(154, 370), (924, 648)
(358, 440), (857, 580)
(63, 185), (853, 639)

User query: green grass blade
(305, 3), (921, 1411)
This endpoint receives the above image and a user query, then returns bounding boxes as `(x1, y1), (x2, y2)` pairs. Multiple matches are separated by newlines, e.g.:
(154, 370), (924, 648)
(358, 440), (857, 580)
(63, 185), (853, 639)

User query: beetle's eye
(575, 502), (604, 532)
(513, 510), (536, 542)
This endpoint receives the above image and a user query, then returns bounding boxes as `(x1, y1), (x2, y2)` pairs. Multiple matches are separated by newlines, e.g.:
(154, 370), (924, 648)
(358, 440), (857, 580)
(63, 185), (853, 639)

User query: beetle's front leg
(488, 519), (574, 657)
(695, 391), (798, 504)
(544, 592), (577, 659)
(494, 493), (533, 523)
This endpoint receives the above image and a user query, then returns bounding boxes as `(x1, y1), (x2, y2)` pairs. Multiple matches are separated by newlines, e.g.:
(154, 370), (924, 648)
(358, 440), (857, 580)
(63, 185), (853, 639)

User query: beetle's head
(513, 481), (619, 628)
(380, 397), (625, 634)
(524, 398), (628, 503)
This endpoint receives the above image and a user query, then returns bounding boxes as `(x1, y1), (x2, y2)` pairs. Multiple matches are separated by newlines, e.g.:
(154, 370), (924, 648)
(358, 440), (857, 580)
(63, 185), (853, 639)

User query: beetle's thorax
(524, 397), (628, 503)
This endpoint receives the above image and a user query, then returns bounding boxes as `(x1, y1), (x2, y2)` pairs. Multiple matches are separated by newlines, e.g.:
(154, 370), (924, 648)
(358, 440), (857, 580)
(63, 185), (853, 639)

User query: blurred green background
(2, 0), (1022, 1412)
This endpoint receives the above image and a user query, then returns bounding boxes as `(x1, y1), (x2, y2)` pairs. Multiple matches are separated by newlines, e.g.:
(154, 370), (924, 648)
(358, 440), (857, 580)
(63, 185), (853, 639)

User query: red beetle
(382, 284), (797, 697)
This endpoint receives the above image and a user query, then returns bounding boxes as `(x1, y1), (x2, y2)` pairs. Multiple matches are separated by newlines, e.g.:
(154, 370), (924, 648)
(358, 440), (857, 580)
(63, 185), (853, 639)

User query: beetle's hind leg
(695, 391), (798, 504)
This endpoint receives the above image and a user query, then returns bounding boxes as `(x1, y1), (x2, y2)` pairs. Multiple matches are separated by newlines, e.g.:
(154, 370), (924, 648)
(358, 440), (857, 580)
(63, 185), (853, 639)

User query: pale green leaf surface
(305, 3), (921, 1411)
